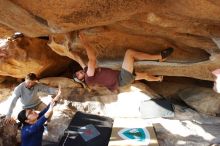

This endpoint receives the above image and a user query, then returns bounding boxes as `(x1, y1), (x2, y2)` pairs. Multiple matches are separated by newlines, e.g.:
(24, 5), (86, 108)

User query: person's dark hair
(73, 72), (83, 82)
(73, 71), (89, 89)
(17, 109), (27, 124)
(73, 72), (77, 80)
(25, 73), (37, 81)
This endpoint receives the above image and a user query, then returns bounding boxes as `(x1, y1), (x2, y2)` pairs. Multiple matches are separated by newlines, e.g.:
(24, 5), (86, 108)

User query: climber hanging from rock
(72, 32), (174, 92)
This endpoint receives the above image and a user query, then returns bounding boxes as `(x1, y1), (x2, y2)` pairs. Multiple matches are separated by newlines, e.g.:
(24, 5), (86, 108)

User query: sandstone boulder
(0, 36), (72, 78)
(39, 77), (81, 88)
(0, 1), (220, 81)
(179, 86), (220, 115)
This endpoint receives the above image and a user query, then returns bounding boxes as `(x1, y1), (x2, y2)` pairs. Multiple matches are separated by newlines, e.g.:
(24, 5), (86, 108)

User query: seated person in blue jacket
(17, 93), (60, 146)
(4, 73), (61, 124)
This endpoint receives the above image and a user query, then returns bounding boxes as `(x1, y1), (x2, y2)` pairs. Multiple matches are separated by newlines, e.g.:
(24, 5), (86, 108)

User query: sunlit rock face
(1, 1), (220, 145)
(0, 0), (219, 81)
(1, 77), (220, 145)
(0, 36), (72, 79)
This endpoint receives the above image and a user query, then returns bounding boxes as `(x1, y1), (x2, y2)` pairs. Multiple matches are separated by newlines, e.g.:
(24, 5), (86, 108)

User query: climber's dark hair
(25, 73), (37, 81)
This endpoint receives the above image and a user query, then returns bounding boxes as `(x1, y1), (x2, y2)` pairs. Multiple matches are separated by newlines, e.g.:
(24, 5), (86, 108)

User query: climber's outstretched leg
(135, 72), (163, 81)
(120, 48), (173, 82)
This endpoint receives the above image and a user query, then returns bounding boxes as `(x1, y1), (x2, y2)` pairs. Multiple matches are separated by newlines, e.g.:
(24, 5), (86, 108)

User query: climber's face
(25, 79), (37, 89)
(25, 109), (39, 124)
(75, 70), (85, 81)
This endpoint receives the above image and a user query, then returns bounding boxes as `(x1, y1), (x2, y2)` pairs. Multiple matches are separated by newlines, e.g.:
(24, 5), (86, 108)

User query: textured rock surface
(1, 78), (220, 145)
(0, 0), (220, 81)
(179, 87), (220, 115)
(0, 79), (162, 142)
(39, 77), (81, 88)
(1, 1), (220, 146)
(154, 120), (220, 146)
(0, 116), (18, 146)
(44, 102), (76, 142)
(0, 36), (72, 78)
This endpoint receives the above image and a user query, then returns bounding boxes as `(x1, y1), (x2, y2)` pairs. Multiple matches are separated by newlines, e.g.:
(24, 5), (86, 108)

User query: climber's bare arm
(79, 32), (97, 77)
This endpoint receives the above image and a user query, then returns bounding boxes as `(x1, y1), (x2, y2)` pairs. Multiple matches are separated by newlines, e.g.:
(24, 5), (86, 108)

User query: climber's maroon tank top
(84, 67), (120, 91)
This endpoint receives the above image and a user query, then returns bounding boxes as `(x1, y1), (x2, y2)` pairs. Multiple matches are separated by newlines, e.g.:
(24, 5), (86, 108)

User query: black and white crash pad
(58, 111), (113, 146)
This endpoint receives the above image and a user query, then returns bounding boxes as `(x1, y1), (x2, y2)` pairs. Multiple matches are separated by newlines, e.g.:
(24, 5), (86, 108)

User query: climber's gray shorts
(118, 68), (135, 87)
